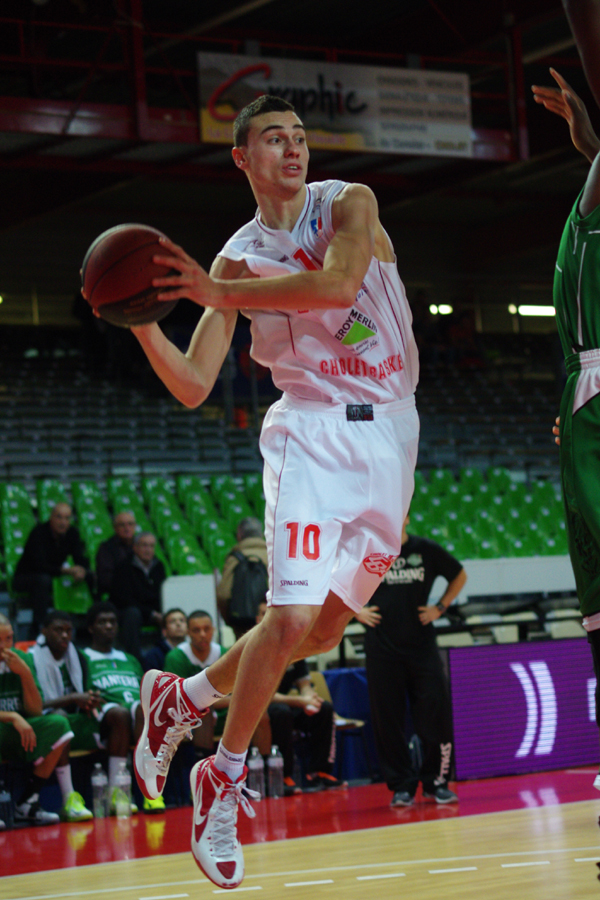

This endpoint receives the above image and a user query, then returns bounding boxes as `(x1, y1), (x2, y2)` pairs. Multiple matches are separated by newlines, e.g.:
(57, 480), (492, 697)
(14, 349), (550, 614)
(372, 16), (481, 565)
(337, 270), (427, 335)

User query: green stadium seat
(429, 467), (456, 495)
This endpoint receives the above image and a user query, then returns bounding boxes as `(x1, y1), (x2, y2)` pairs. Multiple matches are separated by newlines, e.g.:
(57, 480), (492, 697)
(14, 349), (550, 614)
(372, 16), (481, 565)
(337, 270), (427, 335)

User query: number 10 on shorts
(285, 522), (322, 560)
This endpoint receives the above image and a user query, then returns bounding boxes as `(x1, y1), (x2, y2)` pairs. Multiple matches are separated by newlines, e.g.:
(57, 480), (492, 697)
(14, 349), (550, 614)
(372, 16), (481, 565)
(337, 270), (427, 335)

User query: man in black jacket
(13, 503), (93, 637)
(110, 532), (166, 660)
(95, 511), (137, 596)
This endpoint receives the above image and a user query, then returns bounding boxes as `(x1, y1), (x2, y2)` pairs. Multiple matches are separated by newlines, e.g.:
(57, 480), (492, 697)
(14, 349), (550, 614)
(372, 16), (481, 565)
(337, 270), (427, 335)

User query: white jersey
(218, 179), (419, 405)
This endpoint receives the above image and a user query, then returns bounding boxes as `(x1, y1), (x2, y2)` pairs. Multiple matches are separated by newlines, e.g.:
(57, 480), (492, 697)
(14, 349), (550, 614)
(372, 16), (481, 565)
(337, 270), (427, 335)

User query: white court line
(284, 881), (334, 887)
(501, 862), (550, 868)
(9, 842), (600, 900)
(575, 858), (600, 862)
(212, 888), (262, 894)
(356, 874), (406, 881)
(429, 867), (478, 874)
(139, 895), (190, 899)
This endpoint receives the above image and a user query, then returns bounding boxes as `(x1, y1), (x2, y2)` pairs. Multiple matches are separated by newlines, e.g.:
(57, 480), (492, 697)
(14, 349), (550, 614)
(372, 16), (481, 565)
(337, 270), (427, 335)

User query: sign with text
(450, 639), (598, 779)
(197, 52), (472, 158)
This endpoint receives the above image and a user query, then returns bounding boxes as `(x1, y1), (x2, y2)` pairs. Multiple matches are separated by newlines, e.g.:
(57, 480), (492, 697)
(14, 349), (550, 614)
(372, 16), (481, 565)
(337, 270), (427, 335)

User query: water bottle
(114, 761), (132, 818)
(91, 762), (108, 819)
(246, 747), (265, 800)
(267, 745), (284, 799)
(0, 778), (14, 829)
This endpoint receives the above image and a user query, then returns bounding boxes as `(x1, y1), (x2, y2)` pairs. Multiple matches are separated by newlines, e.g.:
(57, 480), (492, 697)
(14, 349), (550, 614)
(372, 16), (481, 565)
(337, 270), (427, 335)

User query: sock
(17, 773), (45, 807)
(183, 670), (226, 711)
(109, 756), (127, 789)
(55, 764), (74, 801)
(214, 743), (247, 782)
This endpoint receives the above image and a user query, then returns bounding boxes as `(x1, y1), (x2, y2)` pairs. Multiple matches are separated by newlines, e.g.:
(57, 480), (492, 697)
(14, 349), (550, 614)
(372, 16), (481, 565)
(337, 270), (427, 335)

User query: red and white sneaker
(134, 669), (205, 800)
(190, 756), (259, 890)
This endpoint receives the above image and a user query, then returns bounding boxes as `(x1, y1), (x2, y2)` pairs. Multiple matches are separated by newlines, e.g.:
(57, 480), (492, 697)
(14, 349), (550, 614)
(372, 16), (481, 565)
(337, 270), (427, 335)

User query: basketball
(81, 223), (179, 327)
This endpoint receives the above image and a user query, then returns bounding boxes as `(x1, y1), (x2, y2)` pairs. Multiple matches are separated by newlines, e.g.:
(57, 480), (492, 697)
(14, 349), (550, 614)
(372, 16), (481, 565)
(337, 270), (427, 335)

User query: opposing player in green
(532, 0), (600, 788)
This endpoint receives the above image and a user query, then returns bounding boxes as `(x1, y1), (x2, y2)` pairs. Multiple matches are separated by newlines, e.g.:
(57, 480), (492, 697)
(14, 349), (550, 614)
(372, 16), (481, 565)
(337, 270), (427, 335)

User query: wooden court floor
(3, 769), (600, 900)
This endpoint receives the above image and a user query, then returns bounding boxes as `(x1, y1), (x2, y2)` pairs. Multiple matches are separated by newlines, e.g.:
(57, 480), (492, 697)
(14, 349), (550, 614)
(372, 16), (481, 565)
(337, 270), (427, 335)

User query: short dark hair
(233, 95), (297, 147)
(43, 609), (73, 627)
(188, 609), (213, 624)
(163, 607), (186, 624)
(86, 600), (118, 629)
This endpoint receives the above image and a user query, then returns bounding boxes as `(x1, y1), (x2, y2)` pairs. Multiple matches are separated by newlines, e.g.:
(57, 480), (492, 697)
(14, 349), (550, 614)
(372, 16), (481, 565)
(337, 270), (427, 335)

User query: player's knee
(265, 606), (317, 649)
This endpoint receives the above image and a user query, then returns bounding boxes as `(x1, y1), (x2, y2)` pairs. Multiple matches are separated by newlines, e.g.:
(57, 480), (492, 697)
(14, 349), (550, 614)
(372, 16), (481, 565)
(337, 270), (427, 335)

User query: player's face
(90, 611), (118, 649)
(164, 611), (187, 641)
(188, 616), (214, 656)
(236, 111), (309, 197)
(0, 624), (14, 655)
(43, 619), (73, 659)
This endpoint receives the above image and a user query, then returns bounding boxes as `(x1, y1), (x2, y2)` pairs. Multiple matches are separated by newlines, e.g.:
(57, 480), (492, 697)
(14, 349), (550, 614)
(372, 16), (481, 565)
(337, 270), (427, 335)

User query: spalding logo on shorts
(362, 554), (396, 576)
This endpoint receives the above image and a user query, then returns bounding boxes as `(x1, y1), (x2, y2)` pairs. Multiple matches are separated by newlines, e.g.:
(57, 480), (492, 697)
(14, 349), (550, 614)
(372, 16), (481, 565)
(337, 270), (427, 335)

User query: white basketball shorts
(260, 393), (419, 614)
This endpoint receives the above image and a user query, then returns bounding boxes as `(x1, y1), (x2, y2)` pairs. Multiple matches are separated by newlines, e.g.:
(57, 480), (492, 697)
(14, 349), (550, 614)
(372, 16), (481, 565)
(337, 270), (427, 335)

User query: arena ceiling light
(509, 304), (555, 317)
(429, 304), (453, 315)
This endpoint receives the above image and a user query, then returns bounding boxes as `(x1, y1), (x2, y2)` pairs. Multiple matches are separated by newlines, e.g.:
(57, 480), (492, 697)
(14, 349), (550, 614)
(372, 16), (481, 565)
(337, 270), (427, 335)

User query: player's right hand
(553, 415), (560, 446)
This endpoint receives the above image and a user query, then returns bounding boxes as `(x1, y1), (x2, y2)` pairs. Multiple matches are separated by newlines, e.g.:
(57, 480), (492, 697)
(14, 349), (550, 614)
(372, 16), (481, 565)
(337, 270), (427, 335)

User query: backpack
(226, 550), (269, 626)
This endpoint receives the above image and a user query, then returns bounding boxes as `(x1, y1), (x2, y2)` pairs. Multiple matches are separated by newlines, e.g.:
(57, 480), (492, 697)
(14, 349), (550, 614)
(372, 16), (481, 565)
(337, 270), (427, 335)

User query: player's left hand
(152, 237), (216, 307)
(532, 68), (600, 161)
(418, 605), (442, 625)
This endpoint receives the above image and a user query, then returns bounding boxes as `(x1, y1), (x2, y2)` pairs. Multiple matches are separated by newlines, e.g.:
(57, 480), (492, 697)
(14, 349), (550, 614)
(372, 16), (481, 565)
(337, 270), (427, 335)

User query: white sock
(183, 670), (226, 711)
(55, 764), (74, 800)
(214, 743), (247, 782)
(109, 756), (127, 788)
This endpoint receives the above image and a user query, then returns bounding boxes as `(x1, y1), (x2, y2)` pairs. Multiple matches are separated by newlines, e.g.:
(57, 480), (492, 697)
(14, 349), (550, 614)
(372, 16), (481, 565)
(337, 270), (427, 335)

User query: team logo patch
(362, 553), (396, 576)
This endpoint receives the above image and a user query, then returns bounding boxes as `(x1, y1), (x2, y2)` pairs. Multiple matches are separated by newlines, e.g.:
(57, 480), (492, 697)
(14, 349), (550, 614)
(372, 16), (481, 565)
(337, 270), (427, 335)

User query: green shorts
(65, 712), (104, 752)
(560, 359), (600, 617)
(0, 714), (73, 766)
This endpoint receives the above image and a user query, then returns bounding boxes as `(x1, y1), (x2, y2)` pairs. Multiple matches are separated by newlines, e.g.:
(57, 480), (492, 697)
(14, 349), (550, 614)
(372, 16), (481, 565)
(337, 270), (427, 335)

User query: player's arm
(418, 567), (467, 625)
(562, 0), (600, 110)
(152, 183), (379, 311)
(2, 650), (44, 716)
(131, 255), (241, 408)
(531, 68), (600, 162)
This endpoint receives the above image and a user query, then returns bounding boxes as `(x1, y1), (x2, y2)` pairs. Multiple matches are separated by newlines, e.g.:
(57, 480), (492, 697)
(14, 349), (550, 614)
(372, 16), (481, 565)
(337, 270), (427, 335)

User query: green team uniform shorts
(0, 713), (73, 766)
(560, 352), (600, 618)
(65, 712), (103, 752)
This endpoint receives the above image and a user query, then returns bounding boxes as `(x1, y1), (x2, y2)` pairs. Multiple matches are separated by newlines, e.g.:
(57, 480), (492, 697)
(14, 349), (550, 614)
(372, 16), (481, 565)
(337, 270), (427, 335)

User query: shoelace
(155, 707), (201, 774)
(211, 782), (260, 859)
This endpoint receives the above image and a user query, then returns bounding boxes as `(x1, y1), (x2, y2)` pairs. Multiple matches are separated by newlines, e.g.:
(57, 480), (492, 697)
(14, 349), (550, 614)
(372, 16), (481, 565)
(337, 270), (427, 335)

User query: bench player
(130, 95), (419, 889)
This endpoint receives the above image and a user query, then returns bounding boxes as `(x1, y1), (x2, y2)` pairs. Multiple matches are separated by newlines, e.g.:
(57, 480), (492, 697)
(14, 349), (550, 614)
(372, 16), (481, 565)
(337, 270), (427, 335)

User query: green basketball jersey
(0, 650), (40, 714)
(82, 647), (143, 710)
(554, 190), (600, 356)
(164, 642), (224, 679)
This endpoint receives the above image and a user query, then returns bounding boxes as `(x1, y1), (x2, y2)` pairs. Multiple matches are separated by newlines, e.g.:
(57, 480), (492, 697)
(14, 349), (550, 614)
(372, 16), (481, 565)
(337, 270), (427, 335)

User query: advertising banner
(450, 639), (598, 779)
(198, 52), (472, 158)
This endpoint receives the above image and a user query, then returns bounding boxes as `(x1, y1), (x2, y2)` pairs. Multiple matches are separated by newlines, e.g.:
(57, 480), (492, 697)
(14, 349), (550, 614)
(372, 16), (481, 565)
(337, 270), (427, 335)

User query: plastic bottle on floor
(91, 763), (108, 819)
(247, 747), (265, 799)
(267, 745), (284, 799)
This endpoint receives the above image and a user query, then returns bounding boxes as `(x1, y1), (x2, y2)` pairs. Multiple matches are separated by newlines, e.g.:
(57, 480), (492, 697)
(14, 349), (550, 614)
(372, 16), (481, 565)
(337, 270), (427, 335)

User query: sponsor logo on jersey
(280, 579), (309, 587)
(335, 305), (378, 346)
(363, 553), (396, 576)
(0, 697), (21, 712)
(320, 353), (404, 380)
(310, 198), (323, 237)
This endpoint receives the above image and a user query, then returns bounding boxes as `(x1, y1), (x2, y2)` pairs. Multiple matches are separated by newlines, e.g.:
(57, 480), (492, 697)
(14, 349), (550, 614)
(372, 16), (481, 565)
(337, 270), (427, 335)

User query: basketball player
(532, 0), (600, 788)
(131, 95), (419, 889)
